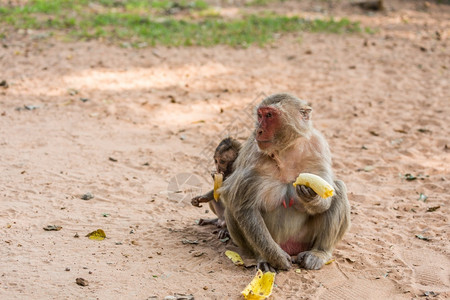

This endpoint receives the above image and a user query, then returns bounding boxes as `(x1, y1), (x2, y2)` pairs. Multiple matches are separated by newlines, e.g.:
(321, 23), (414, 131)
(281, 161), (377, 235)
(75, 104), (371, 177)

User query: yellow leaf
(225, 250), (244, 266)
(213, 173), (223, 202)
(86, 229), (106, 241)
(241, 269), (276, 300)
(325, 259), (335, 265)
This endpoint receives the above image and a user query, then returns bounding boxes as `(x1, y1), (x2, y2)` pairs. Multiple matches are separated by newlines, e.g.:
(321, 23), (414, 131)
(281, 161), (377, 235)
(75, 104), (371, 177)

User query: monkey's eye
(219, 160), (225, 164)
(257, 113), (262, 119)
(214, 159), (218, 163)
(266, 112), (272, 118)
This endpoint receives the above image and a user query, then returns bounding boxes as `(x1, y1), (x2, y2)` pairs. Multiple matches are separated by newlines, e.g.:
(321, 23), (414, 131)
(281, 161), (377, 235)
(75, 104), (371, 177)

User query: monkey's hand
(191, 195), (210, 207)
(293, 173), (334, 199)
(295, 185), (320, 202)
(264, 248), (292, 271)
(191, 190), (214, 207)
(295, 185), (332, 215)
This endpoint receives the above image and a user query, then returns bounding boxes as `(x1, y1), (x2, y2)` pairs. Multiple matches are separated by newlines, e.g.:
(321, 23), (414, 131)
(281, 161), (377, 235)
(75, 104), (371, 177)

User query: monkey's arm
(191, 190), (214, 207)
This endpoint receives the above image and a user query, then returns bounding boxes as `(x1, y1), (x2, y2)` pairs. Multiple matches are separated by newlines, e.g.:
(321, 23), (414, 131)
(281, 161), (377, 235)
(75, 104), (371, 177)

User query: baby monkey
(191, 137), (241, 239)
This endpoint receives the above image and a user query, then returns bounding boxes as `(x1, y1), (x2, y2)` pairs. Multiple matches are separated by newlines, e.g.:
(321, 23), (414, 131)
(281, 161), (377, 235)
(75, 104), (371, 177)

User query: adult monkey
(220, 93), (350, 271)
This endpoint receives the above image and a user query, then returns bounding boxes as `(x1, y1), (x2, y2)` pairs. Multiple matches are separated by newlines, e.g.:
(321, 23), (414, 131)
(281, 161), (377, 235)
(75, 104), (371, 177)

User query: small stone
(65, 268), (70, 271)
(81, 193), (94, 200)
(75, 277), (88, 286)
(0, 80), (8, 88)
(24, 105), (39, 110)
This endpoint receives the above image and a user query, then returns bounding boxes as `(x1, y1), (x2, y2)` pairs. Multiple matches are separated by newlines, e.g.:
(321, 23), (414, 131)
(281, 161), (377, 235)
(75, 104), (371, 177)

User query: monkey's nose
(257, 129), (263, 136)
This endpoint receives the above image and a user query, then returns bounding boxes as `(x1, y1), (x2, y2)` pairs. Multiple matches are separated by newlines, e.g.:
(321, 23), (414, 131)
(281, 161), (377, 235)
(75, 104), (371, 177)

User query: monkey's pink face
(256, 106), (281, 150)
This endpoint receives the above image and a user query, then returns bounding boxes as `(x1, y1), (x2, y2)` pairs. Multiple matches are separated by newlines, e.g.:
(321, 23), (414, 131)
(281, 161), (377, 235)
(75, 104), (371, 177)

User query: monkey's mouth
(210, 171), (224, 179)
(256, 139), (272, 149)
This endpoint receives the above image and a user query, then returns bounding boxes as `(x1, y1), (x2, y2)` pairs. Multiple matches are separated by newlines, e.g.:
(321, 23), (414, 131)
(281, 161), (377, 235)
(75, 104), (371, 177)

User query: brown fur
(191, 137), (241, 238)
(220, 93), (350, 270)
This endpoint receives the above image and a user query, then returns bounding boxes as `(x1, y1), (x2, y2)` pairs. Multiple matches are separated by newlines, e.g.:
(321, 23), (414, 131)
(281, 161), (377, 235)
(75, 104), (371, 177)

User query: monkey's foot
(213, 228), (230, 240)
(257, 262), (276, 273)
(197, 218), (219, 226)
(295, 251), (325, 270)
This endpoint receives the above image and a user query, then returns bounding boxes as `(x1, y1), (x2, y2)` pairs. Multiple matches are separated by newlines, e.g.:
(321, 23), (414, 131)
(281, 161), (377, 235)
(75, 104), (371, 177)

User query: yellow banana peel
(241, 269), (276, 300)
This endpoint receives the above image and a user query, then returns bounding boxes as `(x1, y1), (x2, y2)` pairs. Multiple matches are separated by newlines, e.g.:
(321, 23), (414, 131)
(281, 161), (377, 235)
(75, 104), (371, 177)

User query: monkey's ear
(300, 106), (312, 120)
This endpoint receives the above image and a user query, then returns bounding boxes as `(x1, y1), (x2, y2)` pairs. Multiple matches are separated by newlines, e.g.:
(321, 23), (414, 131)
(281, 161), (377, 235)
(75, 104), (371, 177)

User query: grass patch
(0, 1), (366, 47)
(245, 0), (287, 7)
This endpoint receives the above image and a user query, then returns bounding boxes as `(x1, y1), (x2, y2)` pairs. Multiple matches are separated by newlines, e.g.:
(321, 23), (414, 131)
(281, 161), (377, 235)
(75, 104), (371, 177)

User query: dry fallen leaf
(403, 173), (417, 181)
(182, 239), (199, 245)
(86, 229), (106, 241)
(415, 234), (431, 241)
(427, 205), (440, 212)
(220, 237), (230, 243)
(225, 250), (244, 266)
(241, 269), (276, 300)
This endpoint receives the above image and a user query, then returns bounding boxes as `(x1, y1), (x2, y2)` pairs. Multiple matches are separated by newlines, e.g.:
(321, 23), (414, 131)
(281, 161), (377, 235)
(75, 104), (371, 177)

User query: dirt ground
(0, 1), (449, 299)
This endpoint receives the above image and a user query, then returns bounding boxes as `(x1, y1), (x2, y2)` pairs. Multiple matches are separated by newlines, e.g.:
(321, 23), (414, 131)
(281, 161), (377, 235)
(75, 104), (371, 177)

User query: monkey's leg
(224, 209), (255, 255)
(226, 215), (283, 272)
(233, 208), (292, 270)
(197, 200), (223, 227)
(296, 180), (350, 270)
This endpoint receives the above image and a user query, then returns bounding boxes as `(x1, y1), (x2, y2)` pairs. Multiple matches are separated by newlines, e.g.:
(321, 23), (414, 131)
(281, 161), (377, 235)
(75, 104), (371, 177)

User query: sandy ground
(1, 1), (449, 299)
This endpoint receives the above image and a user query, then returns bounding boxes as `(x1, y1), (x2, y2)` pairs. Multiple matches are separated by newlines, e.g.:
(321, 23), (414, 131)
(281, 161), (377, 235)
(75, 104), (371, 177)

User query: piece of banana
(213, 173), (223, 202)
(293, 173), (334, 199)
(241, 269), (276, 300)
(225, 250), (244, 266)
